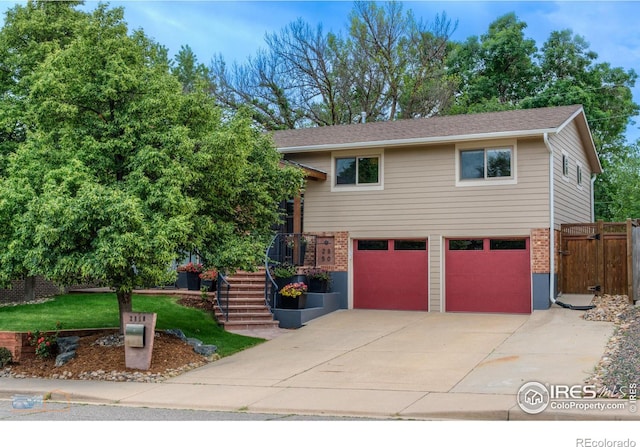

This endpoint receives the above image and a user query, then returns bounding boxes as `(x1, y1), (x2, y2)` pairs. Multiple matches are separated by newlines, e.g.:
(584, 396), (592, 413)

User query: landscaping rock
(55, 351), (76, 367)
(193, 344), (217, 356)
(165, 329), (187, 341)
(57, 336), (80, 354)
(186, 338), (203, 347)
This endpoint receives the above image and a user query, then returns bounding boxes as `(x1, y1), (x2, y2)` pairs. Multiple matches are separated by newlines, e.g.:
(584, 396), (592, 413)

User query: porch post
(293, 193), (302, 264)
(293, 194), (302, 235)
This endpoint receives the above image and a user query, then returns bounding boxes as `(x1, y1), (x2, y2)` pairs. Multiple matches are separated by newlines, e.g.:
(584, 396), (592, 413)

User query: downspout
(544, 133), (595, 311)
(590, 174), (597, 222)
(544, 133), (557, 306)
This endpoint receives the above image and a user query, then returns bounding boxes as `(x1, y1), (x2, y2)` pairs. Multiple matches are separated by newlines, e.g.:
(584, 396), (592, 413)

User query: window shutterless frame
(331, 149), (384, 192)
(455, 140), (517, 187)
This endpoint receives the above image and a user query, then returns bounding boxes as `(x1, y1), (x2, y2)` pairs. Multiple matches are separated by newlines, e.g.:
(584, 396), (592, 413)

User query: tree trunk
(116, 289), (133, 335)
(24, 276), (36, 302)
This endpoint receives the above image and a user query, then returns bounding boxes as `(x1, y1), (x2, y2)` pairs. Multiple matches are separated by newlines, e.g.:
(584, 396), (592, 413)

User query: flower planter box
(186, 272), (201, 291)
(308, 278), (329, 293)
(278, 293), (307, 309)
(176, 272), (188, 289)
(200, 279), (216, 292)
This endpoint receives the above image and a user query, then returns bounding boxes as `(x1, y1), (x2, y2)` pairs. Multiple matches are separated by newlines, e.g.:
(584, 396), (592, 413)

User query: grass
(0, 293), (265, 357)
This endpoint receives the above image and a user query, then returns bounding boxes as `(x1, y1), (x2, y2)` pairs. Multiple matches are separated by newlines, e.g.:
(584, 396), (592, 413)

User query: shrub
(27, 321), (63, 360)
(272, 262), (296, 278)
(0, 347), (12, 367)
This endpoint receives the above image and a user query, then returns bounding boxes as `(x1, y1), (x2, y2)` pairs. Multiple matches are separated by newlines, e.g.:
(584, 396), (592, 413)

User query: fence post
(627, 218), (634, 303)
(596, 220), (605, 296)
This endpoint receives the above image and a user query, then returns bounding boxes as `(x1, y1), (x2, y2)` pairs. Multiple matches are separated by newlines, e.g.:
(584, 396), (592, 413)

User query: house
(272, 105), (601, 314)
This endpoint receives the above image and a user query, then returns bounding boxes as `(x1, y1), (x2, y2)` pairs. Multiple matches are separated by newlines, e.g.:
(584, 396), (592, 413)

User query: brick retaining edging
(0, 328), (117, 362)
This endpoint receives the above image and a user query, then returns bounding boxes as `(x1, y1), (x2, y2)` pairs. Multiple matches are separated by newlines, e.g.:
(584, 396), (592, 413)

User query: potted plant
(199, 269), (218, 292)
(177, 262), (204, 290)
(271, 262), (297, 290)
(278, 282), (308, 309)
(305, 267), (331, 293)
(285, 234), (308, 265)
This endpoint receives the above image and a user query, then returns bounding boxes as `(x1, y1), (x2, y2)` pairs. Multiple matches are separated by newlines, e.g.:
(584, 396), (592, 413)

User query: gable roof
(272, 105), (602, 173)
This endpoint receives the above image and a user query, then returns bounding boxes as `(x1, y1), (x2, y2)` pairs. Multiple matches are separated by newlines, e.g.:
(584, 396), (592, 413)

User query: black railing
(264, 233), (317, 312)
(216, 272), (230, 322)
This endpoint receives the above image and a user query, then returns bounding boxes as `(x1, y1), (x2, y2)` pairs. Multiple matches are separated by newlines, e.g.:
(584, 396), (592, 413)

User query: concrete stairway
(215, 270), (280, 330)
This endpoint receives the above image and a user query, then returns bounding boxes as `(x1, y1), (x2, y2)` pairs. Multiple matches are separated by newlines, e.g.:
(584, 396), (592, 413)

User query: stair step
(221, 305), (272, 312)
(217, 315), (275, 322)
(213, 270), (280, 329)
(221, 320), (280, 330)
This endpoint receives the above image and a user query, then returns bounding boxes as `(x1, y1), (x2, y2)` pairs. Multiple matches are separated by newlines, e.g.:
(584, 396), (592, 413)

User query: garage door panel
(446, 238), (531, 314)
(354, 239), (428, 311)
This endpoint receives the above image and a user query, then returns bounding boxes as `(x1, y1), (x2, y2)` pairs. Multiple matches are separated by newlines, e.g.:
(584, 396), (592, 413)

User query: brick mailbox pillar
(123, 312), (157, 370)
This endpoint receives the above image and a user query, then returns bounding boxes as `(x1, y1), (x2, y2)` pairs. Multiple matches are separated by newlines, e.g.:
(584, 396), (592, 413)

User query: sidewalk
(0, 298), (637, 420)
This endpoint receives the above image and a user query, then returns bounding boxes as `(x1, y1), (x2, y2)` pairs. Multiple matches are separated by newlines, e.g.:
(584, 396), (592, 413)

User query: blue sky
(2, 1), (640, 141)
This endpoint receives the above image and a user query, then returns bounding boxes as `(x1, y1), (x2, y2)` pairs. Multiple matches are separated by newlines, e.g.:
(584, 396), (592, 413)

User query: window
(357, 240), (388, 250)
(394, 240), (427, 251)
(562, 153), (570, 178)
(336, 156), (379, 185)
(489, 239), (526, 250)
(577, 164), (583, 187)
(332, 149), (384, 191)
(460, 147), (512, 180)
(449, 239), (484, 251)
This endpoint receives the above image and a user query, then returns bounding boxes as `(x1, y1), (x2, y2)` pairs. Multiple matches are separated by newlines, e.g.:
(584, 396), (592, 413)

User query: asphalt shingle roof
(272, 105), (584, 150)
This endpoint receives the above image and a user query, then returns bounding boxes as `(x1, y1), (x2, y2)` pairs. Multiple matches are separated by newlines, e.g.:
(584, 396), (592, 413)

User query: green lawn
(0, 293), (265, 357)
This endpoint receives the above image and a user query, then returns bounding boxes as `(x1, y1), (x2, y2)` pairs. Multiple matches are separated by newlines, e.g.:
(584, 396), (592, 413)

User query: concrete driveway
(1, 296), (631, 420)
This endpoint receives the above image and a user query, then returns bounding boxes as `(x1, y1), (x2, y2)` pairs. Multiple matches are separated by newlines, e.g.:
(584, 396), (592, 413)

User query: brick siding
(0, 277), (62, 305)
(531, 228), (561, 274)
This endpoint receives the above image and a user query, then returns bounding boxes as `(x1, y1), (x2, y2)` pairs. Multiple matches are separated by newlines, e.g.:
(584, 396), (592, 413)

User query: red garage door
(354, 239), (428, 310)
(445, 238), (531, 313)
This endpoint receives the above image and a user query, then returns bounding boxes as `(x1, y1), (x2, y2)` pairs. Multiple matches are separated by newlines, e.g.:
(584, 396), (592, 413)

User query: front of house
(272, 105), (602, 314)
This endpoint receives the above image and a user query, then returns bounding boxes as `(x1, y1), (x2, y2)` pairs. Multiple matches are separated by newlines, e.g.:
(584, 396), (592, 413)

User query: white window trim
(331, 148), (384, 192)
(561, 151), (571, 182)
(455, 139), (517, 187)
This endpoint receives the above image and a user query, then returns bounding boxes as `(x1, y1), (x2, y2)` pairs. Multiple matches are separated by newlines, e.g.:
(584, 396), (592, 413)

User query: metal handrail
(216, 271), (230, 322)
(264, 233), (317, 313)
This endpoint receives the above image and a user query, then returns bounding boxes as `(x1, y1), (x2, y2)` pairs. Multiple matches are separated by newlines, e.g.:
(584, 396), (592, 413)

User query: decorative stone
(54, 351), (76, 367)
(165, 329), (187, 341)
(56, 336), (80, 354)
(187, 338), (203, 347)
(193, 344), (217, 356)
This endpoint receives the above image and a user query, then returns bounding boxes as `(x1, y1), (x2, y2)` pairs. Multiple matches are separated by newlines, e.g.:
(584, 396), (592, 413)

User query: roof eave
(277, 128), (559, 154)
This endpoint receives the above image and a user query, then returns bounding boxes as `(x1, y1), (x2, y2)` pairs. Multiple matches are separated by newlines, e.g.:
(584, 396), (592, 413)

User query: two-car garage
(353, 237), (532, 313)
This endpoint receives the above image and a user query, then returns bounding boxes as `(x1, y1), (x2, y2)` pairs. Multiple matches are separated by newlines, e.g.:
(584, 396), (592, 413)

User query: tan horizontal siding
(288, 138), (550, 236)
(551, 121), (592, 226)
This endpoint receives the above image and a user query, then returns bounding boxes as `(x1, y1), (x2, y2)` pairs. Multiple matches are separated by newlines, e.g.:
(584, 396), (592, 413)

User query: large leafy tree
(209, 1), (456, 128)
(0, 0), (86, 175)
(0, 3), (303, 331)
(447, 12), (539, 112)
(0, 0), (87, 297)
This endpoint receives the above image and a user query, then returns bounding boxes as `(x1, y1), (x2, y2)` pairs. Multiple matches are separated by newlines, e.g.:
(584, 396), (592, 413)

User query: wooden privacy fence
(560, 220), (638, 302)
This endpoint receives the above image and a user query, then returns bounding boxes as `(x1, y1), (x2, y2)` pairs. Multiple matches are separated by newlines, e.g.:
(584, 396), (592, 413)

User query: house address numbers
(315, 237), (335, 265)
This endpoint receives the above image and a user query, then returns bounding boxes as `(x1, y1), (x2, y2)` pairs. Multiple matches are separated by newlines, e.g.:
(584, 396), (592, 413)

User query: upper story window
(460, 148), (512, 180)
(577, 163), (583, 187)
(336, 156), (379, 185)
(562, 152), (570, 178)
(332, 149), (384, 192)
(456, 140), (517, 187)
